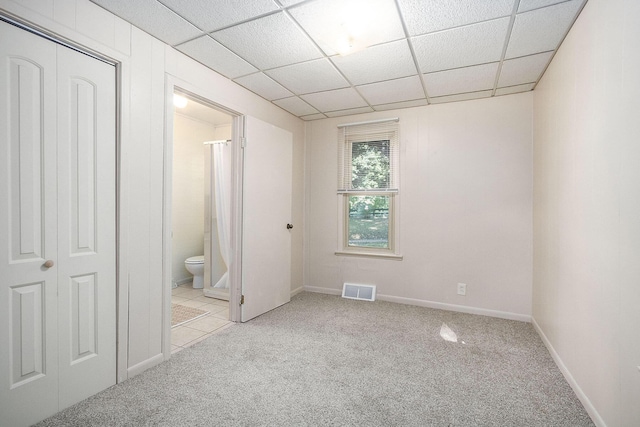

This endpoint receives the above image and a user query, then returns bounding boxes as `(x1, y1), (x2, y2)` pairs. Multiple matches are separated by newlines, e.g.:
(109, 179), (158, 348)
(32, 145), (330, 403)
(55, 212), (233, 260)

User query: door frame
(162, 76), (244, 358)
(0, 12), (125, 384)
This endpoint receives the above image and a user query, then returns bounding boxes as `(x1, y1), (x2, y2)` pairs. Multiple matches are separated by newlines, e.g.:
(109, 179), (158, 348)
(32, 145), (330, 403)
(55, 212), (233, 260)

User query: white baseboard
(290, 285), (304, 297)
(303, 286), (531, 322)
(303, 285), (341, 296)
(174, 277), (192, 287)
(531, 317), (606, 427)
(127, 353), (164, 378)
(377, 294), (531, 322)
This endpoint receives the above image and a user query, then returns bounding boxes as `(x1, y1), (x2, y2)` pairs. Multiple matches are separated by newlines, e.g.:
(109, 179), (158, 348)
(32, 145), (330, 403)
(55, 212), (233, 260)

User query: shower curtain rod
(203, 139), (230, 145)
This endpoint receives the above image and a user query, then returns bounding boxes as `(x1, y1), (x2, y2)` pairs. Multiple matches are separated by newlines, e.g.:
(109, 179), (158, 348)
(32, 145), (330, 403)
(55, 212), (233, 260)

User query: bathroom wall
(304, 93), (534, 320)
(532, 0), (640, 425)
(171, 112), (214, 284)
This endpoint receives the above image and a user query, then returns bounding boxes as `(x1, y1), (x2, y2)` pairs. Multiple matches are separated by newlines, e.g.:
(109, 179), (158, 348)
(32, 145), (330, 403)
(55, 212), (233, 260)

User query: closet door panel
(0, 20), (59, 427)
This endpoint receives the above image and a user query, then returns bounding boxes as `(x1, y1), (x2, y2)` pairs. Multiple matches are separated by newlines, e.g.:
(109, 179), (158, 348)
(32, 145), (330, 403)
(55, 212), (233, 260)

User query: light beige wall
(171, 114), (214, 283)
(0, 0), (305, 379)
(305, 93), (533, 320)
(532, 0), (640, 425)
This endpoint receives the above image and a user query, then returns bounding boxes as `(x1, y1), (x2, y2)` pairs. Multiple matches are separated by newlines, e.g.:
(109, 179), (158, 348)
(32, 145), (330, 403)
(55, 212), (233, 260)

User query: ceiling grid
(90, 0), (588, 119)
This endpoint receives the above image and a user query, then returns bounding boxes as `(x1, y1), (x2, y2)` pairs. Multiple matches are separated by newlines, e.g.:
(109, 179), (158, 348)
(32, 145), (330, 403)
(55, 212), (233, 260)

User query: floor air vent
(342, 283), (376, 301)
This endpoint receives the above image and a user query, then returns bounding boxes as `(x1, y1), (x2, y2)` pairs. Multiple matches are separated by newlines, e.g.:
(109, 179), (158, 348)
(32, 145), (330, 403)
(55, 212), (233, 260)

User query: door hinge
(241, 137), (246, 148)
(240, 295), (245, 305)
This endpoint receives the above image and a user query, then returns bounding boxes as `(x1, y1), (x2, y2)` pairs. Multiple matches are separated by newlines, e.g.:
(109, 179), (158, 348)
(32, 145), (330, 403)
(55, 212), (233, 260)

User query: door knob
(286, 224), (293, 230)
(43, 260), (54, 268)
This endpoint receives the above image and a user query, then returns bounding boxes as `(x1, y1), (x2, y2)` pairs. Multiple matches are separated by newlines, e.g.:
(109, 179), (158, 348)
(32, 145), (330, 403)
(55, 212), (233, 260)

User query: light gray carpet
(37, 292), (593, 426)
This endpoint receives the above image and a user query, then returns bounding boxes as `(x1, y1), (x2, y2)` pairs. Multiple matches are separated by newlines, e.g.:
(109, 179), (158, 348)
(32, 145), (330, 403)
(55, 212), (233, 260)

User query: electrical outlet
(457, 283), (466, 296)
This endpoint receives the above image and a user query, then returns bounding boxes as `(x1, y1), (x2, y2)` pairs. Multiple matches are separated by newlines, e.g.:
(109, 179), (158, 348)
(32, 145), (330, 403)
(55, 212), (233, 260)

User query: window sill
(335, 251), (403, 261)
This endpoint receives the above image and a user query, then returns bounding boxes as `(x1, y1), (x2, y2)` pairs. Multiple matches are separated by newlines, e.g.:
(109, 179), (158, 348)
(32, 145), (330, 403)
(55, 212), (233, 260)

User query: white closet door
(0, 21), (117, 426)
(56, 45), (117, 409)
(0, 21), (60, 427)
(241, 116), (292, 322)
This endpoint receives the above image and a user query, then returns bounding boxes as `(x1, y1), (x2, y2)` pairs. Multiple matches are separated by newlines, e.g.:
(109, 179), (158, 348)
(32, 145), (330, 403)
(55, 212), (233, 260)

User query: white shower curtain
(212, 142), (230, 289)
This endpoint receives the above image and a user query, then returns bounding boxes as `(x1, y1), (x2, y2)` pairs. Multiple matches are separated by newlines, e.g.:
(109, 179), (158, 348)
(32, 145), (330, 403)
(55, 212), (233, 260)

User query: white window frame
(335, 119), (402, 260)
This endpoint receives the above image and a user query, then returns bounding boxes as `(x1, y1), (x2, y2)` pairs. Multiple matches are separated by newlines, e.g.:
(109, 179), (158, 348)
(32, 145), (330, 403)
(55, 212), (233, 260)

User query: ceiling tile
(398, 0), (515, 36)
(424, 62), (499, 97)
(212, 12), (322, 70)
(325, 107), (375, 118)
(91, 0), (203, 45)
(273, 97), (319, 117)
(159, 0), (279, 32)
(518, 0), (574, 13)
(301, 88), (368, 112)
(176, 36), (258, 79)
(495, 83), (535, 96)
(373, 99), (429, 111)
(430, 90), (493, 104)
(300, 113), (327, 121)
(233, 73), (294, 101)
(265, 59), (349, 95)
(498, 51), (553, 87)
(357, 75), (424, 106)
(278, 0), (306, 6)
(331, 40), (417, 86)
(289, 0), (405, 56)
(506, 0), (584, 59)
(412, 17), (510, 73)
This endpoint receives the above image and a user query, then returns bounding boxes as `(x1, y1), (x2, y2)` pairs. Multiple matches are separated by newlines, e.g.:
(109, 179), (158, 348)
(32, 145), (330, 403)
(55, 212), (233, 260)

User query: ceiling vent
(342, 283), (376, 302)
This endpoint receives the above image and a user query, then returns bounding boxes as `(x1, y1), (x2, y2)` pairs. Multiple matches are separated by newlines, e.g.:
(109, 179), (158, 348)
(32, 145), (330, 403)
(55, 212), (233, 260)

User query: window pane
(351, 140), (390, 189)
(348, 195), (389, 248)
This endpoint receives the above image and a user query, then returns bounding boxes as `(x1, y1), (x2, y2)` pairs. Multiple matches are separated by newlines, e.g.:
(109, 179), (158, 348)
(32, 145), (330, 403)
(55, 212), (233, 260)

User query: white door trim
(162, 75), (244, 358)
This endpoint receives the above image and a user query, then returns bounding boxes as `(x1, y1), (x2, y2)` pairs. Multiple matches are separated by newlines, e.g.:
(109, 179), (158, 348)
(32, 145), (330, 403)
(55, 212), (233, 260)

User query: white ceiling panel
(430, 90), (494, 104)
(495, 83), (535, 96)
(424, 62), (499, 98)
(412, 17), (510, 73)
(90, 0), (588, 118)
(177, 36), (258, 79)
(498, 51), (554, 87)
(398, 0), (515, 36)
(233, 73), (294, 101)
(212, 12), (323, 70)
(91, 0), (203, 45)
(266, 59), (349, 95)
(159, 0), (279, 32)
(331, 40), (417, 86)
(300, 113), (328, 121)
(301, 88), (368, 112)
(325, 107), (375, 118)
(373, 99), (429, 111)
(273, 97), (319, 116)
(289, 0), (405, 56)
(506, 0), (584, 59)
(518, 0), (570, 13)
(357, 75), (424, 106)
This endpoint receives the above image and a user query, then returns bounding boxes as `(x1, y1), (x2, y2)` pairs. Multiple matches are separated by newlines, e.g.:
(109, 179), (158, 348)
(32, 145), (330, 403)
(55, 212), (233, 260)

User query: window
(337, 119), (400, 258)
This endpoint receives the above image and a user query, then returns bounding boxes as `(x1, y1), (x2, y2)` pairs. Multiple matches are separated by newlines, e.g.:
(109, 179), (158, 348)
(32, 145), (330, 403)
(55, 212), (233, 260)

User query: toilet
(184, 255), (205, 289)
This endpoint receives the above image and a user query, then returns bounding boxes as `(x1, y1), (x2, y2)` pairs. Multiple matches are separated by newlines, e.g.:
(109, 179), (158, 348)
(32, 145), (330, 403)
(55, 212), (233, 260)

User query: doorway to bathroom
(169, 91), (235, 352)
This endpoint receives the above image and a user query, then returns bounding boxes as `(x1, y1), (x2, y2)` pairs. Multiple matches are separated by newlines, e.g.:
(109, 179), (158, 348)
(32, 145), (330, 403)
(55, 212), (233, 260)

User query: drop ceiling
(90, 0), (587, 120)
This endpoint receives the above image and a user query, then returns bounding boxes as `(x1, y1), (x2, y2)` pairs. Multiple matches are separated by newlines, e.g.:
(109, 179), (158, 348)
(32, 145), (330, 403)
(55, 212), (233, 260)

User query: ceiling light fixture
(173, 94), (188, 108)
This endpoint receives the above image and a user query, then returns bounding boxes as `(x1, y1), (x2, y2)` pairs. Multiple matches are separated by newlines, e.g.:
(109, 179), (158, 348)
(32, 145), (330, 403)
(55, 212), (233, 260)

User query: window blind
(337, 118), (399, 192)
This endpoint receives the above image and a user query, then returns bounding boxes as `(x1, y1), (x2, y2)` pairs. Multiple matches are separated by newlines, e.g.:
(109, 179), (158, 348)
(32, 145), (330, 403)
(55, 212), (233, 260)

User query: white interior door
(241, 116), (292, 322)
(0, 21), (116, 426)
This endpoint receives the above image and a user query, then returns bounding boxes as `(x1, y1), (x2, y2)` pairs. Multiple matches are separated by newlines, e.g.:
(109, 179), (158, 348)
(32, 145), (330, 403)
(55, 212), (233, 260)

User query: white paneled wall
(533, 0), (640, 425)
(304, 94), (533, 320)
(0, 0), (305, 380)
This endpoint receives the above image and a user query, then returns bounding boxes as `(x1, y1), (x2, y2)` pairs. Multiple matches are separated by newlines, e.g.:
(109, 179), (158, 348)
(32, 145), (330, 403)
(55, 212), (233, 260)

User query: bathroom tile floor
(171, 283), (232, 353)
